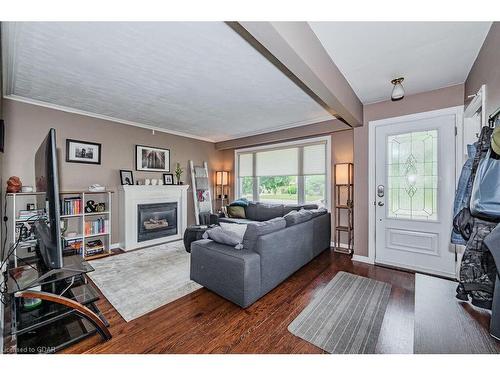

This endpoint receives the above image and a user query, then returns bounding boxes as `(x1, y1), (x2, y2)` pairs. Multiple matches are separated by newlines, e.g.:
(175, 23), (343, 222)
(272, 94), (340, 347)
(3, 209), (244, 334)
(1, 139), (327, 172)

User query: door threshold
(375, 261), (457, 282)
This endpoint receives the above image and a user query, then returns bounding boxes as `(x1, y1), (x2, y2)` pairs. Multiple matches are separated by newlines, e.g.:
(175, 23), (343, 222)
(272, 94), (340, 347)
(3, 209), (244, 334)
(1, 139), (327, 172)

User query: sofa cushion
(309, 208), (328, 218)
(245, 202), (284, 221)
(218, 217), (256, 225)
(243, 217), (286, 251)
(227, 205), (246, 219)
(203, 226), (245, 249)
(284, 208), (314, 227)
(282, 204), (319, 215)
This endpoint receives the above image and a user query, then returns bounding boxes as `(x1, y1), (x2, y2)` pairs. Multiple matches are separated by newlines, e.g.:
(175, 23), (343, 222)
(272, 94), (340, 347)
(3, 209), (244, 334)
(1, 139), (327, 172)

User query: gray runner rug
(88, 241), (201, 322)
(288, 271), (391, 354)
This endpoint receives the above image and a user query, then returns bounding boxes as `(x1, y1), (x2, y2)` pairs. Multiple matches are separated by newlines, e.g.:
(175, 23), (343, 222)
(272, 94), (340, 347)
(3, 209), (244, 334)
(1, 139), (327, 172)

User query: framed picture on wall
(163, 173), (174, 185)
(66, 139), (102, 165)
(120, 170), (135, 185)
(136, 145), (170, 172)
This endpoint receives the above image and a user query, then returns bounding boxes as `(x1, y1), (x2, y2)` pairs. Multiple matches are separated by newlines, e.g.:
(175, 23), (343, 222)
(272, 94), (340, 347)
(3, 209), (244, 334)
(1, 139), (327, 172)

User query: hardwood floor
(414, 274), (500, 353)
(63, 249), (417, 354)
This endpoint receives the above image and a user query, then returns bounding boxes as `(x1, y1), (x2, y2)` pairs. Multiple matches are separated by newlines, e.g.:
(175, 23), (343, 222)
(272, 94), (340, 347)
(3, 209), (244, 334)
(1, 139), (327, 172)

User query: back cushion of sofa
(309, 208), (328, 218)
(282, 204), (319, 215)
(243, 217), (286, 251)
(284, 209), (314, 227)
(257, 203), (284, 221)
(245, 202), (284, 221)
(245, 202), (259, 221)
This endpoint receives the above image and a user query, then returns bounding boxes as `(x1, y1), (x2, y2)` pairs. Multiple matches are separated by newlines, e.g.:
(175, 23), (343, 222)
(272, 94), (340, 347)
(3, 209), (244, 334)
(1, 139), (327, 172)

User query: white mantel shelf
(119, 185), (190, 251)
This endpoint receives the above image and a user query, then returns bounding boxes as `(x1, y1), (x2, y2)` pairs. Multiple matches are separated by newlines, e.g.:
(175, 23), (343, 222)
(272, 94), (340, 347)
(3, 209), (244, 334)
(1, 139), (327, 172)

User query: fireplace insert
(137, 202), (177, 242)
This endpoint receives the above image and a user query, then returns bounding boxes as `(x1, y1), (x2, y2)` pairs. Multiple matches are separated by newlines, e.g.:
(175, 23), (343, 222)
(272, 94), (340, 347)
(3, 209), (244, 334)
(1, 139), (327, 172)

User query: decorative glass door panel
(387, 130), (438, 221)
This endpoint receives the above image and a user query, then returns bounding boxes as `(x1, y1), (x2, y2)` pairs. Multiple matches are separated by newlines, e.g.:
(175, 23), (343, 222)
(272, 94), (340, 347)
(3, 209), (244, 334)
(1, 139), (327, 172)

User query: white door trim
(367, 105), (464, 266)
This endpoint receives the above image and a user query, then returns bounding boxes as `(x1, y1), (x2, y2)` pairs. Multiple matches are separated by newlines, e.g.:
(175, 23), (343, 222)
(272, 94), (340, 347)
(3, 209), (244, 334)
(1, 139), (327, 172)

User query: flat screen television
(34, 128), (63, 269)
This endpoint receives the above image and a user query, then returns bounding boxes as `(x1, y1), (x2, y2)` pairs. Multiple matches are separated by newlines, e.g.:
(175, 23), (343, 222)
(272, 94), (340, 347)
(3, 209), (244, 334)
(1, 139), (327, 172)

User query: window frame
(234, 136), (331, 209)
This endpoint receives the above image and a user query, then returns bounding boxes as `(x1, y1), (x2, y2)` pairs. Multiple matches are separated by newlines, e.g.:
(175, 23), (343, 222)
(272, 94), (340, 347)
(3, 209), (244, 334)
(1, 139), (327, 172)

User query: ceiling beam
(215, 118), (350, 150)
(228, 22), (363, 127)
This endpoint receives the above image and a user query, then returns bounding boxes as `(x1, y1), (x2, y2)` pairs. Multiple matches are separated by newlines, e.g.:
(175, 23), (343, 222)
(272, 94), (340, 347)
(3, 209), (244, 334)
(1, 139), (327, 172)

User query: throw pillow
(227, 205), (246, 219)
(229, 198), (250, 207)
(284, 208), (314, 227)
(202, 226), (245, 250)
(219, 222), (248, 241)
(243, 217), (286, 251)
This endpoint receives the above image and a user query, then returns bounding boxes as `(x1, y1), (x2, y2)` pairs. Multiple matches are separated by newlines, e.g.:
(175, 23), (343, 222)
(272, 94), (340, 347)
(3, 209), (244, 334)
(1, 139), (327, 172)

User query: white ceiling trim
(5, 94), (337, 143)
(4, 94), (218, 143)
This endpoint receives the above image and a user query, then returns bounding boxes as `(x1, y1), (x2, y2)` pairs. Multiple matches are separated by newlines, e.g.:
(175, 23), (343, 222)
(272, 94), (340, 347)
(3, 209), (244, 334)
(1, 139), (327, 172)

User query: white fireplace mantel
(119, 185), (189, 251)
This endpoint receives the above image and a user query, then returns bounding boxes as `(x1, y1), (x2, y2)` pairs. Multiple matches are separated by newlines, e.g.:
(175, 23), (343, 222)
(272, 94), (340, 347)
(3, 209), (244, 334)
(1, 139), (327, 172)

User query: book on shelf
(61, 197), (82, 215)
(85, 218), (109, 235)
(85, 239), (105, 257)
(63, 238), (83, 256)
(17, 209), (46, 221)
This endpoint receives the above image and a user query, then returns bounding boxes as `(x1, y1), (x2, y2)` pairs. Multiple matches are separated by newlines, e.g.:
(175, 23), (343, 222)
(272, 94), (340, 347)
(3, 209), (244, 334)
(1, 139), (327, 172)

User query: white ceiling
(2, 22), (333, 142)
(309, 22), (492, 104)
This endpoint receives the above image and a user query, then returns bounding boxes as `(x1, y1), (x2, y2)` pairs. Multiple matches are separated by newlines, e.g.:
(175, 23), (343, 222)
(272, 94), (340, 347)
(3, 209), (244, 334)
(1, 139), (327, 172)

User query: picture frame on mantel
(66, 139), (102, 165)
(136, 145), (170, 172)
(120, 170), (135, 185)
(163, 173), (174, 185)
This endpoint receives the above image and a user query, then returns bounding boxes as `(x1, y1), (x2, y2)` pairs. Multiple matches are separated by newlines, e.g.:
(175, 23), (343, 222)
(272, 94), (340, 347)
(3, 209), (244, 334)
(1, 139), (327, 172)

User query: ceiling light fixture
(391, 77), (405, 101)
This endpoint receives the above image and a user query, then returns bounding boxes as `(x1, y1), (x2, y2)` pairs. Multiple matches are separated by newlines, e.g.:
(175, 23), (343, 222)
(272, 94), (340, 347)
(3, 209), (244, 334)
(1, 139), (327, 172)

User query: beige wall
(465, 22), (500, 115)
(353, 84), (465, 257)
(2, 100), (227, 243)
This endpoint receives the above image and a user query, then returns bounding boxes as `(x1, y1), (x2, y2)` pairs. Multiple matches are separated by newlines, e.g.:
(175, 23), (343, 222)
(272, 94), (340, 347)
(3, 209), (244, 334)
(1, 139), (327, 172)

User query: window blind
(303, 143), (326, 175)
(238, 153), (253, 177)
(256, 147), (298, 176)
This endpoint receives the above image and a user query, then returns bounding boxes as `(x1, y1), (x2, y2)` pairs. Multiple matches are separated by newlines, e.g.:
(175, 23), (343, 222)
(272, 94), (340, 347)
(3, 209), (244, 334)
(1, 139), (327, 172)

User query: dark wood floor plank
(414, 273), (500, 354)
(60, 250), (494, 354)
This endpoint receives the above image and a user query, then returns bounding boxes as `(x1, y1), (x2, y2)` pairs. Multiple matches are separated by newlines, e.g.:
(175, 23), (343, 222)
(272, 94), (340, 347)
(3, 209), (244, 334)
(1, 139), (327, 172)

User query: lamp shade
(335, 163), (353, 185)
(216, 171), (229, 186)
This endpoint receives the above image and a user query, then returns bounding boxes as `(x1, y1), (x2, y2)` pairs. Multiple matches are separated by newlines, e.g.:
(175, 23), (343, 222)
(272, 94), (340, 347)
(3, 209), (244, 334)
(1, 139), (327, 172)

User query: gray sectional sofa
(190, 202), (331, 307)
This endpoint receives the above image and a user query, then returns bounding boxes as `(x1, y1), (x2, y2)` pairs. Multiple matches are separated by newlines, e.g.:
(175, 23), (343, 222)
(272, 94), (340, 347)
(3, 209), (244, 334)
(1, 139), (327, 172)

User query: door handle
(378, 201), (384, 207)
(377, 185), (385, 197)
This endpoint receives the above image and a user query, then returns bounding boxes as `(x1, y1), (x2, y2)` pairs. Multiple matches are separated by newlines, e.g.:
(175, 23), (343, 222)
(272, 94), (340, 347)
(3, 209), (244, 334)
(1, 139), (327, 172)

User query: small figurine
(7, 176), (22, 193)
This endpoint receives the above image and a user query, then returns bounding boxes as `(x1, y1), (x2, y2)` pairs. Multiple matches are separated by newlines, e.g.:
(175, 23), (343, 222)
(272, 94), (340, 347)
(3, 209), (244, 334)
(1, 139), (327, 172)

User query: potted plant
(174, 163), (184, 185)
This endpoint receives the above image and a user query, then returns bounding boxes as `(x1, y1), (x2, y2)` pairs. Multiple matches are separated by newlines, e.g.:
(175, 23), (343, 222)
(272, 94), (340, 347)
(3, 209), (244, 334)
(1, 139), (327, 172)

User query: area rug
(88, 240), (201, 322)
(288, 271), (391, 354)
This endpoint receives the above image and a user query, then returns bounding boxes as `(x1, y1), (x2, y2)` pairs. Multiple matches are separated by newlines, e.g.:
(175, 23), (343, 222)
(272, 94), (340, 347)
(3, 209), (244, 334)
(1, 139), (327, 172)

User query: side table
(183, 225), (212, 253)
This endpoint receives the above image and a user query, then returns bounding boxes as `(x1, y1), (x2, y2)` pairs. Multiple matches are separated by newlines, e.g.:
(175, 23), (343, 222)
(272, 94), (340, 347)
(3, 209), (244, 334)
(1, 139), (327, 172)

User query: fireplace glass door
(137, 202), (177, 242)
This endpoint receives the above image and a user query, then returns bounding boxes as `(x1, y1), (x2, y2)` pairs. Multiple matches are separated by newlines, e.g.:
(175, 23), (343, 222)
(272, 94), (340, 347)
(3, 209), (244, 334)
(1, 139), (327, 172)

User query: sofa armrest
(190, 239), (261, 308)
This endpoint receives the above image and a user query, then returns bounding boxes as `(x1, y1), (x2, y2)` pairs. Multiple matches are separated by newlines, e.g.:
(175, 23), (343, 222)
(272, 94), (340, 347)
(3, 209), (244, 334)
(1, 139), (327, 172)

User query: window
(235, 137), (330, 207)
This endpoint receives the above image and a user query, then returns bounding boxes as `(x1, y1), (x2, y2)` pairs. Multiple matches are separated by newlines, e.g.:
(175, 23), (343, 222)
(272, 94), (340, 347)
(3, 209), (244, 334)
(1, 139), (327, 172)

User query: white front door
(374, 111), (457, 278)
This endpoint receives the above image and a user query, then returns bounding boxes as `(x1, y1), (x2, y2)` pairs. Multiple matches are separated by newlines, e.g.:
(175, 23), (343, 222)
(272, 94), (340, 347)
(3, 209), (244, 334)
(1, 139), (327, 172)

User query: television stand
(17, 266), (90, 291)
(3, 255), (111, 354)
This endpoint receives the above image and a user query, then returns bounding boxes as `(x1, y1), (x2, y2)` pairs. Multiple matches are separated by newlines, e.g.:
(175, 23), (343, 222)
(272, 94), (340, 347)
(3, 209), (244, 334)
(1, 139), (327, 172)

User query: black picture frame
(120, 170), (135, 185)
(135, 144), (170, 172)
(66, 139), (102, 165)
(163, 173), (174, 185)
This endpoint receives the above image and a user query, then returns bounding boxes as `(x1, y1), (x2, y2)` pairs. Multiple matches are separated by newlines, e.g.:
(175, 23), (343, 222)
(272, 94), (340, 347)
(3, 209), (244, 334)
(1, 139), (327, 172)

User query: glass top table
(6, 255), (94, 293)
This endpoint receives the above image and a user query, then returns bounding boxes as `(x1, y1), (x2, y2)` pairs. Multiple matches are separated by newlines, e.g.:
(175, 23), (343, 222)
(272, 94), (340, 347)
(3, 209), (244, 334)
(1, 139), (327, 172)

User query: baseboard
(351, 255), (375, 265)
(110, 242), (121, 250)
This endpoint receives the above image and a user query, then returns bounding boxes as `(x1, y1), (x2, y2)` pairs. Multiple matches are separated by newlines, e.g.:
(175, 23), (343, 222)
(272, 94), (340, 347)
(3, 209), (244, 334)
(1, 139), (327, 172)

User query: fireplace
(119, 185), (188, 251)
(137, 202), (178, 242)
